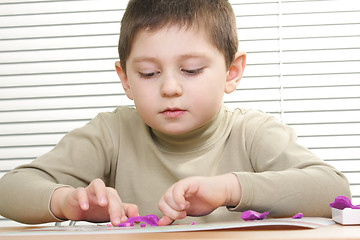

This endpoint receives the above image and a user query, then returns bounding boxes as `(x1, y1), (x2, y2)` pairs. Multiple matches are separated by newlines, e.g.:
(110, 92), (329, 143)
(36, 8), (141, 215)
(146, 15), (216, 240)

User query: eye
(181, 67), (204, 76)
(138, 71), (160, 79)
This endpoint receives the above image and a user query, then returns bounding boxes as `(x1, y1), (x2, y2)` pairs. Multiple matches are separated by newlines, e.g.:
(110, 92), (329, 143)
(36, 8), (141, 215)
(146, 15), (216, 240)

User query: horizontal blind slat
(0, 0), (127, 15)
(0, 83), (124, 99)
(0, 96), (132, 112)
(0, 72), (119, 87)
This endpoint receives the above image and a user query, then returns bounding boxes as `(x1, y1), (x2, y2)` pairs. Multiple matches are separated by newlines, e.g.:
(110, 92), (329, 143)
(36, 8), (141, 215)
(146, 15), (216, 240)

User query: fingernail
(81, 203), (89, 210)
(114, 217), (121, 225)
(99, 197), (107, 205)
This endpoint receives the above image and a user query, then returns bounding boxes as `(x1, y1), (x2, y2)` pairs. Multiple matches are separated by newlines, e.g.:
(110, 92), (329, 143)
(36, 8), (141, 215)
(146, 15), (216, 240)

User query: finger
(74, 187), (89, 210)
(88, 178), (108, 206)
(106, 188), (127, 226)
(162, 185), (186, 212)
(123, 203), (140, 218)
(158, 198), (187, 221)
(164, 180), (193, 212)
(172, 180), (193, 210)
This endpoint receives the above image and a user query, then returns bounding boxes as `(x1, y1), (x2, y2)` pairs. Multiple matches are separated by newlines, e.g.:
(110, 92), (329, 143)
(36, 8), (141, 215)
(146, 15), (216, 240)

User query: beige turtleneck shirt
(0, 105), (351, 224)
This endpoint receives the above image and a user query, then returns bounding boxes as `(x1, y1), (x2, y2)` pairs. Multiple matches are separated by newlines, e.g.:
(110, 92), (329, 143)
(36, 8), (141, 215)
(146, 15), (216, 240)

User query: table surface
(0, 223), (360, 240)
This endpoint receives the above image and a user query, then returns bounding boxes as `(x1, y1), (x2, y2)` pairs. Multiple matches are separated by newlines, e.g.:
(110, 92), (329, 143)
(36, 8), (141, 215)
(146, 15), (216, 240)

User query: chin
(162, 129), (188, 136)
(157, 125), (193, 136)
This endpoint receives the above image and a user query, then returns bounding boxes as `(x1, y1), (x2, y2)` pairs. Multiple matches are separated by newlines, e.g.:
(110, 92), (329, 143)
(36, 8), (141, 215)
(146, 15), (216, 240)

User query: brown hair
(118, 0), (238, 73)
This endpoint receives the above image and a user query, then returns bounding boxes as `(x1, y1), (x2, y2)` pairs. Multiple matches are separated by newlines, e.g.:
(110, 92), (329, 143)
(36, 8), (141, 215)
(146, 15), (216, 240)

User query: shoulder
(225, 107), (275, 128)
(96, 106), (150, 137)
(225, 106), (292, 141)
(99, 105), (138, 118)
(97, 106), (142, 125)
(79, 106), (145, 137)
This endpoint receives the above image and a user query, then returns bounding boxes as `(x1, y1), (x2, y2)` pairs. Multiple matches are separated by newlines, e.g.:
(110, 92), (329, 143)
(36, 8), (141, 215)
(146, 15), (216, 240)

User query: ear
(115, 61), (134, 100)
(225, 51), (246, 94)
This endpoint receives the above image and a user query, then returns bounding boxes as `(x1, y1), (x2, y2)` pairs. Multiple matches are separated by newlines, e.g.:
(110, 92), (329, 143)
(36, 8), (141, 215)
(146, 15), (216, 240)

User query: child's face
(118, 26), (235, 135)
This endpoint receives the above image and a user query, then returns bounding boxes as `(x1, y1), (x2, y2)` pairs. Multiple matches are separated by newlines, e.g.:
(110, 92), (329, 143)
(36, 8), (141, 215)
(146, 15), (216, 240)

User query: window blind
(227, 0), (360, 207)
(0, 0), (359, 226)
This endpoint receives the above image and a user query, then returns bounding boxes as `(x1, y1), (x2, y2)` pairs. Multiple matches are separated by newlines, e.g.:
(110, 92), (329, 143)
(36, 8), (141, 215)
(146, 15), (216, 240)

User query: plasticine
(118, 214), (159, 227)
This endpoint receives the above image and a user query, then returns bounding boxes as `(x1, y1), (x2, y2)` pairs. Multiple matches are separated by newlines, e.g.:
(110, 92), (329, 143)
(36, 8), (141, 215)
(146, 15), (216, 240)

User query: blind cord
(278, 0), (285, 123)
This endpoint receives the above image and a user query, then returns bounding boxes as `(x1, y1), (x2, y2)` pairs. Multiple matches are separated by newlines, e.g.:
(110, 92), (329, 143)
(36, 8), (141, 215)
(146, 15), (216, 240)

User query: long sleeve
(231, 114), (351, 217)
(0, 112), (118, 224)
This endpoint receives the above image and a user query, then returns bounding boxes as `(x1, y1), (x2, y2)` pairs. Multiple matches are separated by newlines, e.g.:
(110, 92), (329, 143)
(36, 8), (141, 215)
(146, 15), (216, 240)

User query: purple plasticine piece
(118, 214), (159, 227)
(292, 213), (303, 219)
(118, 222), (133, 227)
(329, 196), (360, 210)
(241, 210), (269, 221)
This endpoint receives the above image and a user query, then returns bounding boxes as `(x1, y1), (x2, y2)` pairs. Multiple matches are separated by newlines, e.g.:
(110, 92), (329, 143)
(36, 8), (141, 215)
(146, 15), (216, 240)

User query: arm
(231, 115), (351, 217)
(0, 112), (121, 224)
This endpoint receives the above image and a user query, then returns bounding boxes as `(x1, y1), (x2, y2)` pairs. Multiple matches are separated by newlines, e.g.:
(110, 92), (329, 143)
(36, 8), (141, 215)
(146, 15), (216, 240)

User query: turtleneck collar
(150, 105), (227, 153)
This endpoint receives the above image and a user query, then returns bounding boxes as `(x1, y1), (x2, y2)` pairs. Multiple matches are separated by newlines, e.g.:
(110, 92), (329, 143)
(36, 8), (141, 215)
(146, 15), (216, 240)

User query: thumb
(157, 215), (175, 226)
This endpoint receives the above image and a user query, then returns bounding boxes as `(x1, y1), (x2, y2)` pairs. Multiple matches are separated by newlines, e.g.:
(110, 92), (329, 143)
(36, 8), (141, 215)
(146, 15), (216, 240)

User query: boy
(0, 0), (351, 226)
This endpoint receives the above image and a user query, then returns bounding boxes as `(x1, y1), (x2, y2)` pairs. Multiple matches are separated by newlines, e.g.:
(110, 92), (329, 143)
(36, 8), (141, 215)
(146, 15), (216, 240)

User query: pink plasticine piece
(190, 221), (196, 225)
(292, 213), (303, 219)
(330, 196), (360, 210)
(241, 210), (269, 221)
(118, 214), (159, 227)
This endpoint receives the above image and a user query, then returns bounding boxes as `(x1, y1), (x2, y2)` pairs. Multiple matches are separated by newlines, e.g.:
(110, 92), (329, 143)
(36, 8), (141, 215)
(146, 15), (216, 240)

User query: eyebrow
(132, 53), (210, 64)
(132, 56), (158, 64)
(179, 53), (210, 60)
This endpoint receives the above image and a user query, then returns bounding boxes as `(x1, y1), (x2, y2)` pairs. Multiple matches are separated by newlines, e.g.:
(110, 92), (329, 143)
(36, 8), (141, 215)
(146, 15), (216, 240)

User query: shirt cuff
(47, 185), (73, 222)
(227, 172), (254, 212)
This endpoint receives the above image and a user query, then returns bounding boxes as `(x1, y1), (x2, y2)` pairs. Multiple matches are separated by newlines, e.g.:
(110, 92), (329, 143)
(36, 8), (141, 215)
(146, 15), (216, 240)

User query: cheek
(189, 84), (224, 113)
(132, 97), (154, 127)
(130, 84), (157, 114)
(130, 81), (152, 100)
(195, 77), (225, 101)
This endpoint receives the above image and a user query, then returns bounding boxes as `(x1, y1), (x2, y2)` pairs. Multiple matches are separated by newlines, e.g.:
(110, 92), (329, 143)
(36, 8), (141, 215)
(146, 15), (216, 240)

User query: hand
(50, 178), (139, 226)
(157, 173), (241, 225)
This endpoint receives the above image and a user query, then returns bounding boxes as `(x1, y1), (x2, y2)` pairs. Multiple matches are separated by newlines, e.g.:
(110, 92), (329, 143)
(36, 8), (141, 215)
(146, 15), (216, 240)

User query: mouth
(160, 108), (186, 118)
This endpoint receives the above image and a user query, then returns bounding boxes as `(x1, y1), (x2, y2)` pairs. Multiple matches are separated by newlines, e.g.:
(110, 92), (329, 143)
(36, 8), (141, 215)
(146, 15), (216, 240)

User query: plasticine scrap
(330, 196), (360, 210)
(292, 213), (303, 219)
(241, 210), (269, 221)
(118, 214), (159, 227)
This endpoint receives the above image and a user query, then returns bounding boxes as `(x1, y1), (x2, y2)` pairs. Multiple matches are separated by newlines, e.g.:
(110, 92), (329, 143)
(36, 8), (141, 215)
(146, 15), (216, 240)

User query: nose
(160, 73), (183, 97)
